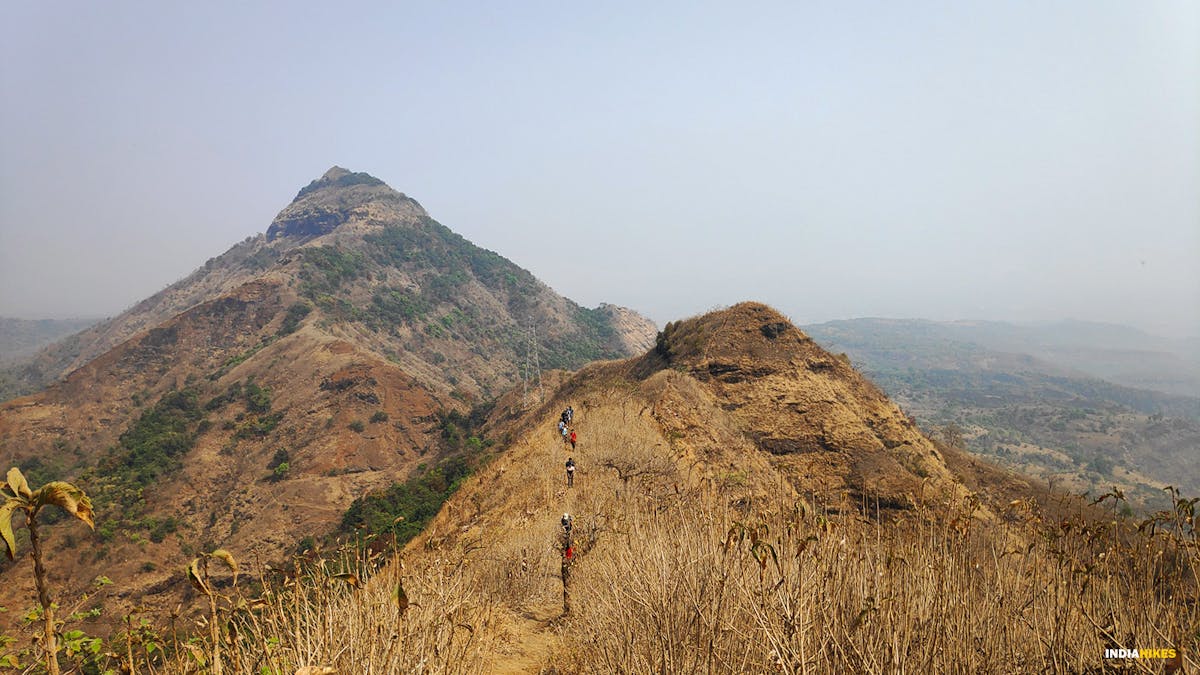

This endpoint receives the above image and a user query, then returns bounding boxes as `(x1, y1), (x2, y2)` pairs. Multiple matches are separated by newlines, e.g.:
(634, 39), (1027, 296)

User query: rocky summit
(266, 167), (419, 240)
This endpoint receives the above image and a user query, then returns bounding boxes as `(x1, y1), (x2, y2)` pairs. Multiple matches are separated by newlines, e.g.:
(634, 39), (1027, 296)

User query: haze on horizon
(1, 2), (1197, 338)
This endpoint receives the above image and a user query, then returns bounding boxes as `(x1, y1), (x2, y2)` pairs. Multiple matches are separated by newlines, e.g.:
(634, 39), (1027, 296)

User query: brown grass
(556, 487), (1198, 673)
(426, 385), (1200, 673)
(143, 372), (1200, 674)
(156, 548), (500, 674)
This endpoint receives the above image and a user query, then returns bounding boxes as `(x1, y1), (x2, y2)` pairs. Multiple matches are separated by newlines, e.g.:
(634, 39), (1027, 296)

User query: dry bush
(557, 487), (1200, 674)
(159, 386), (1199, 674)
(159, 545), (500, 675)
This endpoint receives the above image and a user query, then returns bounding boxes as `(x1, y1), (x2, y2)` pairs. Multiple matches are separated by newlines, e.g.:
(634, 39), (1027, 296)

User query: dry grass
(555, 485), (1199, 673)
(140, 383), (1199, 674)
(156, 547), (501, 675)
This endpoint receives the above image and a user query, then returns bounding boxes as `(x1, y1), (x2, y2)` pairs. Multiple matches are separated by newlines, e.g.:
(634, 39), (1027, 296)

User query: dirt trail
(489, 412), (584, 674)
(487, 603), (562, 674)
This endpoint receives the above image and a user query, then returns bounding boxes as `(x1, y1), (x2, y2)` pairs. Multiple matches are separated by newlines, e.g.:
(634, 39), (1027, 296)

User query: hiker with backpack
(569, 428), (577, 449)
(565, 457), (576, 487)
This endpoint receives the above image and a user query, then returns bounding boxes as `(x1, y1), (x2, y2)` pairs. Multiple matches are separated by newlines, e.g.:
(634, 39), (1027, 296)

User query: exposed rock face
(596, 303), (657, 355)
(266, 167), (425, 240)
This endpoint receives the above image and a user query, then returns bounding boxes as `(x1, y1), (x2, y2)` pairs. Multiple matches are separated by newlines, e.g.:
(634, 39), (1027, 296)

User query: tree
(1, 467), (95, 675)
(940, 423), (964, 449)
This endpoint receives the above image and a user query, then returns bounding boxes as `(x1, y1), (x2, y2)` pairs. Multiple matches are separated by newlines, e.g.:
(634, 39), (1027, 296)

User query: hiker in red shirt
(569, 429), (577, 449)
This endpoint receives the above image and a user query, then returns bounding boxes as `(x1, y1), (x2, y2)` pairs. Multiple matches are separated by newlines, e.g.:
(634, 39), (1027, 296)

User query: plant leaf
(393, 580), (409, 616)
(332, 573), (361, 588)
(6, 468), (32, 500)
(187, 558), (210, 596)
(209, 549), (238, 586)
(32, 481), (94, 530)
(0, 499), (19, 560)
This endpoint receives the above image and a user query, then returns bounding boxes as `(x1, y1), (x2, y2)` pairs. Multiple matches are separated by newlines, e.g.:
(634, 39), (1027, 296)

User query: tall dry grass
(151, 386), (1197, 674)
(556, 486), (1199, 673)
(158, 545), (501, 675)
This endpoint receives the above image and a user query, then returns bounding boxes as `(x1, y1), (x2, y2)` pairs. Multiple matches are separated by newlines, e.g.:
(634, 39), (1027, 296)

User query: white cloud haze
(1, 1), (1196, 336)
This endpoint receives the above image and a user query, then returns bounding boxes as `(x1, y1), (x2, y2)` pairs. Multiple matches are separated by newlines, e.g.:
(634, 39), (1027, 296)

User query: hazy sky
(2, 2), (1197, 336)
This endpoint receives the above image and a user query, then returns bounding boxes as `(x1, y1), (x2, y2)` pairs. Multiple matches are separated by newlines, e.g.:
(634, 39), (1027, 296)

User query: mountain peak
(267, 167), (423, 240)
(321, 165), (353, 180)
(655, 301), (812, 369)
(291, 166), (388, 203)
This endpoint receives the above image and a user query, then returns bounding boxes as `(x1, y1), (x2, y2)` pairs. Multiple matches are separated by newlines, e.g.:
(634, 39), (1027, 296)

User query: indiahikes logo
(1103, 647), (1177, 660)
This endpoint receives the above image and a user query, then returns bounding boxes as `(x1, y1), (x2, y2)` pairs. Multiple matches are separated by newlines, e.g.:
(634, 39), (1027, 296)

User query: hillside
(138, 303), (1198, 674)
(0, 318), (99, 400)
(0, 167), (655, 632)
(0, 317), (99, 364)
(804, 318), (1200, 506)
(949, 318), (1200, 396)
(358, 305), (1194, 672)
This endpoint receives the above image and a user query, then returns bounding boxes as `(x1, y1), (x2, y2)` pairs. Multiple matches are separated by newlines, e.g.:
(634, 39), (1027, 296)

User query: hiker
(557, 419), (566, 435)
(565, 457), (576, 487)
(566, 406), (574, 423)
(569, 429), (577, 450)
(561, 424), (569, 442)
(561, 409), (569, 425)
(561, 513), (573, 534)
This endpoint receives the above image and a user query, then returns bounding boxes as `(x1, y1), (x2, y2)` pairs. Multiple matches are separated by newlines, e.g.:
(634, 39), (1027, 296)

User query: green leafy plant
(1, 467), (96, 675)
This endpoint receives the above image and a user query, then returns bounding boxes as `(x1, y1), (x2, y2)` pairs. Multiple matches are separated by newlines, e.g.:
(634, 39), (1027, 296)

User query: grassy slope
(145, 320), (1197, 674)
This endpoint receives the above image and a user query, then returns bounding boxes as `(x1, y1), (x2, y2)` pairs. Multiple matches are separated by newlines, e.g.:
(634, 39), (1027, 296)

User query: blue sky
(1, 1), (1197, 336)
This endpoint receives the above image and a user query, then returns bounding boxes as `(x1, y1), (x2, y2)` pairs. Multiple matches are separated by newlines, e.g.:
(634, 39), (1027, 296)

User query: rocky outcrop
(648, 302), (968, 510)
(266, 167), (425, 240)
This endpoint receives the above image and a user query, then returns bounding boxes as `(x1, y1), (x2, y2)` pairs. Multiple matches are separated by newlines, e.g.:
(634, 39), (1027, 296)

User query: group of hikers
(559, 403), (583, 571)
(558, 412), (577, 581)
(556, 406), (578, 488)
(557, 406), (577, 449)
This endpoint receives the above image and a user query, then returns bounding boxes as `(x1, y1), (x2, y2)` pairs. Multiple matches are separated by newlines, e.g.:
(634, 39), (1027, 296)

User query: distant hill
(804, 318), (1200, 504)
(0, 317), (99, 362)
(0, 167), (656, 630)
(0, 318), (100, 399)
(816, 317), (1200, 397)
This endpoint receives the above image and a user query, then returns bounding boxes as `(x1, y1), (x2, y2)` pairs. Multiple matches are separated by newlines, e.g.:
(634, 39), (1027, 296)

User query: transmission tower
(519, 323), (544, 410)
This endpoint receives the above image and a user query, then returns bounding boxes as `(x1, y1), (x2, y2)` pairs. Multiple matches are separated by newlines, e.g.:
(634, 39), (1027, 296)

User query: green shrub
(277, 302), (312, 336)
(107, 389), (203, 488)
(244, 381), (272, 414)
(268, 448), (290, 470)
(234, 412), (283, 439)
(366, 287), (427, 328)
(298, 247), (366, 299)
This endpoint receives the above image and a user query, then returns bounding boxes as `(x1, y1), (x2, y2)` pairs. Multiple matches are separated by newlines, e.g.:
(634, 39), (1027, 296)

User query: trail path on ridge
(486, 409), (585, 674)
